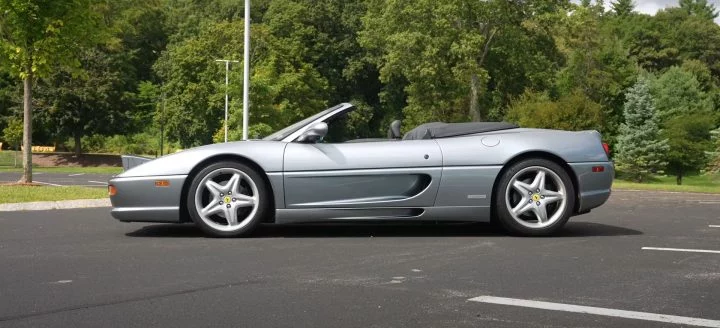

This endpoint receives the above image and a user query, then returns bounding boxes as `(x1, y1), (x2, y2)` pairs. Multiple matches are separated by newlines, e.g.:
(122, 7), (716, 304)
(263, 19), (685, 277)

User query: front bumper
(569, 162), (614, 213)
(109, 175), (187, 223)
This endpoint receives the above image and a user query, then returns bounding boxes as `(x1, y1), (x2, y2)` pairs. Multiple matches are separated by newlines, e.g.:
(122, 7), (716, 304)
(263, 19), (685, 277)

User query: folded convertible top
(403, 122), (518, 140)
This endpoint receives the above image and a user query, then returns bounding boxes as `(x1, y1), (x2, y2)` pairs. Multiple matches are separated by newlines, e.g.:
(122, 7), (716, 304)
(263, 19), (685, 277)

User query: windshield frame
(262, 103), (354, 142)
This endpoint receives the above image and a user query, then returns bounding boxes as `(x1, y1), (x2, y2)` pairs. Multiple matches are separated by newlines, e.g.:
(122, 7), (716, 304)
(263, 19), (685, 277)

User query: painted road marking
(88, 181), (107, 185)
(468, 296), (720, 327)
(642, 247), (720, 254)
(709, 225), (720, 228)
(68, 173), (85, 176)
(34, 181), (62, 187)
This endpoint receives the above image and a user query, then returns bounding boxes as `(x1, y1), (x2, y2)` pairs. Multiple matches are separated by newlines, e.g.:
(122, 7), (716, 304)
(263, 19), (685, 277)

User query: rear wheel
(494, 158), (575, 236)
(187, 161), (269, 237)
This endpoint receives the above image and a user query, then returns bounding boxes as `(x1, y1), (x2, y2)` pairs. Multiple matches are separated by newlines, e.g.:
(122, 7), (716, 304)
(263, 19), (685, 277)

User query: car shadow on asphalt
(125, 221), (642, 238)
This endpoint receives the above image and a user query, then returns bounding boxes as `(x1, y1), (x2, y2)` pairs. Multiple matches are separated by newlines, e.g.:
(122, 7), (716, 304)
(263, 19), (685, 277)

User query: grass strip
(0, 185), (109, 204)
(613, 174), (720, 194)
(0, 166), (122, 174)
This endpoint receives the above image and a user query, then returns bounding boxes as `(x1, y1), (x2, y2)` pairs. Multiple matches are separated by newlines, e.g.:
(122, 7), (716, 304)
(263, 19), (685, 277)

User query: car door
(283, 139), (443, 209)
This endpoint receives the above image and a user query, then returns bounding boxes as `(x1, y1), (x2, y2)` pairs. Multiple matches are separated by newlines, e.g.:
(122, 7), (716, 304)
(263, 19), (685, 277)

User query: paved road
(0, 172), (113, 187)
(0, 190), (718, 328)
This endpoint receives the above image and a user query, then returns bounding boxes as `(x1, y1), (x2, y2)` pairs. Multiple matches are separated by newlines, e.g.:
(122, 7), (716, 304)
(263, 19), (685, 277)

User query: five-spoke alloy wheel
(187, 161), (269, 237)
(494, 158), (575, 236)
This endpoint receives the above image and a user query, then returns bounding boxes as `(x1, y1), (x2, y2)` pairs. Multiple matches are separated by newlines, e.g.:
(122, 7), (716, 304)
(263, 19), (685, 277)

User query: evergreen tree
(611, 0), (634, 16)
(615, 79), (669, 182)
(679, 0), (719, 20)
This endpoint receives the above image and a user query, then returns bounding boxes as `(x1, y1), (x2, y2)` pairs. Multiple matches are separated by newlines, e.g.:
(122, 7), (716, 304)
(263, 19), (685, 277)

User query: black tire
(494, 158), (575, 236)
(187, 161), (270, 237)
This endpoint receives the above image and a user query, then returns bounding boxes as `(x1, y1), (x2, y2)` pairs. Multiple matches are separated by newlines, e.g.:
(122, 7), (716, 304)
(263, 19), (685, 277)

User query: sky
(572, 0), (720, 24)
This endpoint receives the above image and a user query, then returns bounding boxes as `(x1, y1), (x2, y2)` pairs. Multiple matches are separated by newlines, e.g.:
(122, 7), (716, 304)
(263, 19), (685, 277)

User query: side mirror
(297, 122), (328, 143)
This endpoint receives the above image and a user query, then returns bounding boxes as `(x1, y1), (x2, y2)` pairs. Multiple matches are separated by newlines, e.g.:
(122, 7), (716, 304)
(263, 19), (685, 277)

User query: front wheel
(494, 159), (575, 236)
(187, 161), (269, 237)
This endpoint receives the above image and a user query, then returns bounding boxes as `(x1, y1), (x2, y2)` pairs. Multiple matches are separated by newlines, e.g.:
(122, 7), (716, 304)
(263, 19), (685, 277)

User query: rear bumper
(109, 175), (187, 223)
(569, 162), (614, 213)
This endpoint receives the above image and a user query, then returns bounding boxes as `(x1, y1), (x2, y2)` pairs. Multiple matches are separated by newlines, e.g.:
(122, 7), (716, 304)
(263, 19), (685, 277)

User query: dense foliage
(1, 0), (720, 184)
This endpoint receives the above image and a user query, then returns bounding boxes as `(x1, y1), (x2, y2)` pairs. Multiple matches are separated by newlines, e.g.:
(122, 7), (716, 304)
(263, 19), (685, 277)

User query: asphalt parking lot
(0, 172), (114, 187)
(0, 190), (718, 328)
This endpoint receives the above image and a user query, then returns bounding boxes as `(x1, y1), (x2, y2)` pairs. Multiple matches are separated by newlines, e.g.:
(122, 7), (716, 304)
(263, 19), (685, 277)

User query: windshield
(262, 104), (346, 141)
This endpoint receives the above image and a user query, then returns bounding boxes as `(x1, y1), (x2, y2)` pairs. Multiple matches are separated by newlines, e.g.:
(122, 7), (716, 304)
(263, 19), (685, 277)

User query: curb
(0, 198), (111, 212)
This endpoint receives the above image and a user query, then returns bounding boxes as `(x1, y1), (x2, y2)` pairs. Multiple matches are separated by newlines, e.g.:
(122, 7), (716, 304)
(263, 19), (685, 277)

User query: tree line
(1, 0), (719, 184)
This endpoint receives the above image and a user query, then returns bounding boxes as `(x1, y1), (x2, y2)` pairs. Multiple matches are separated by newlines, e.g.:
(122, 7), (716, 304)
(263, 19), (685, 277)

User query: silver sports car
(109, 103), (613, 237)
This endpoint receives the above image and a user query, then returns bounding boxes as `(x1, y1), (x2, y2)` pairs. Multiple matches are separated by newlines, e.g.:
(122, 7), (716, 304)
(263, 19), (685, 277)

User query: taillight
(108, 185), (117, 196)
(602, 142), (610, 157)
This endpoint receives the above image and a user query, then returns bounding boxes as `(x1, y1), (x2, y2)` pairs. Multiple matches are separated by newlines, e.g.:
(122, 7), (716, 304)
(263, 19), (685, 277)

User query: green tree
(709, 127), (720, 173)
(505, 90), (603, 131)
(679, 0), (719, 20)
(611, 0), (634, 16)
(155, 20), (329, 147)
(555, 4), (637, 141)
(0, 0), (100, 183)
(35, 48), (136, 155)
(1, 115), (22, 149)
(663, 113), (715, 184)
(650, 66), (713, 121)
(649, 67), (716, 184)
(652, 8), (720, 77)
(361, 0), (567, 128)
(614, 79), (668, 182)
(0, 72), (19, 134)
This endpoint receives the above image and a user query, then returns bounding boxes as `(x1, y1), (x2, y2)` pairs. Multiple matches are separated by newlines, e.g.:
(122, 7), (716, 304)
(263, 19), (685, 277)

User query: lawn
(0, 166), (122, 174)
(0, 185), (109, 204)
(0, 151), (20, 167)
(613, 173), (720, 194)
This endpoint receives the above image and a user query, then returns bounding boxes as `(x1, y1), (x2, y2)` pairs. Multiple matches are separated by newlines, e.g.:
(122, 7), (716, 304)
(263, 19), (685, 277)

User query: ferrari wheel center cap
(224, 196), (232, 204)
(531, 194), (541, 202)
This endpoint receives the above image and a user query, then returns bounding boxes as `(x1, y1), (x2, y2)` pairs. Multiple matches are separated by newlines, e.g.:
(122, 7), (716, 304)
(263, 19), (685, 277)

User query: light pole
(242, 0), (251, 140)
(215, 59), (239, 143)
(160, 92), (165, 156)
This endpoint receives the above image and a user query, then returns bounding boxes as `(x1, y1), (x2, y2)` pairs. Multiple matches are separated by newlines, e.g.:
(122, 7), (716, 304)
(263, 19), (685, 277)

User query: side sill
(274, 206), (490, 224)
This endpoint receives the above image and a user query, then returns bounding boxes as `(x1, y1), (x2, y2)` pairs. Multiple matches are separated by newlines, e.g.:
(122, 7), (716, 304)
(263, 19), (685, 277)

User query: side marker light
(155, 180), (170, 187)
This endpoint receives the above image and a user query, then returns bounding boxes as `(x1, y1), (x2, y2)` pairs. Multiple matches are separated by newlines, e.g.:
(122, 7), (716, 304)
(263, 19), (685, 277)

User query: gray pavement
(0, 172), (114, 187)
(0, 190), (718, 328)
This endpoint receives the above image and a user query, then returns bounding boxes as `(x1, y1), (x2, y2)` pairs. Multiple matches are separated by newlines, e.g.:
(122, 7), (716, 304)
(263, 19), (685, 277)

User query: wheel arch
(490, 151), (580, 219)
(180, 154), (276, 223)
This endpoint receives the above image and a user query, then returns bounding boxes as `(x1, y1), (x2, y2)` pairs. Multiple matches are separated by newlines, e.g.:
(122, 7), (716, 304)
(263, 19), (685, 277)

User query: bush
(506, 90), (603, 132)
(65, 133), (180, 156)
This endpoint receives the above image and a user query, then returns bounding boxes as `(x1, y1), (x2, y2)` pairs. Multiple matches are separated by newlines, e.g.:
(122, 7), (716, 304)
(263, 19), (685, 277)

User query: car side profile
(109, 103), (613, 237)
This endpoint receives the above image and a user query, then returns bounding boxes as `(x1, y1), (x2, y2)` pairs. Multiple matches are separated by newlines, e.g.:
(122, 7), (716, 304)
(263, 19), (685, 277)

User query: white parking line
(68, 173), (85, 176)
(710, 225), (720, 228)
(642, 247), (720, 254)
(34, 181), (62, 187)
(88, 180), (107, 185)
(468, 296), (720, 327)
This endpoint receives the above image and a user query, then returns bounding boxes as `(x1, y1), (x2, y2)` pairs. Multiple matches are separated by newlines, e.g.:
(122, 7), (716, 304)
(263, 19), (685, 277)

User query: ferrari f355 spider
(109, 103), (613, 237)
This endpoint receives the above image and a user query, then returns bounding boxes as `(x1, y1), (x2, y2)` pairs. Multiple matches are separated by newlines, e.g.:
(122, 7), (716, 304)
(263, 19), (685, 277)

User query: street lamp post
(215, 59), (239, 143)
(242, 0), (251, 141)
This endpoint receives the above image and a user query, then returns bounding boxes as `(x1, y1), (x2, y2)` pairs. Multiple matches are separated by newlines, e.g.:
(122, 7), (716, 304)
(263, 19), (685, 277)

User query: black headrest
(388, 120), (402, 139)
